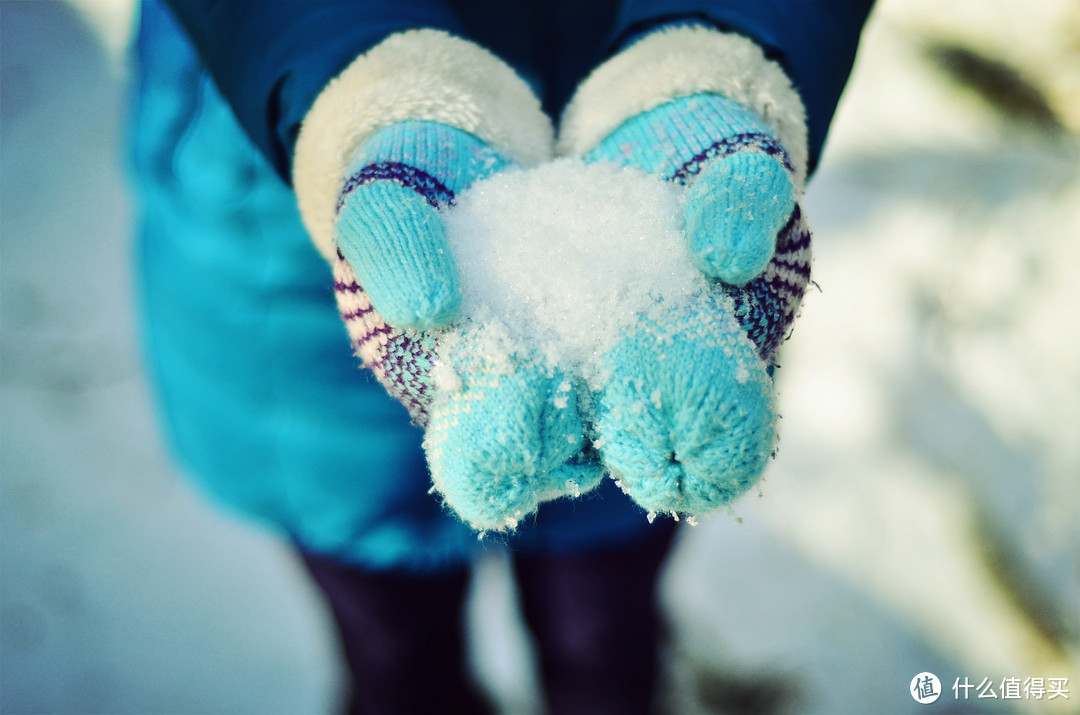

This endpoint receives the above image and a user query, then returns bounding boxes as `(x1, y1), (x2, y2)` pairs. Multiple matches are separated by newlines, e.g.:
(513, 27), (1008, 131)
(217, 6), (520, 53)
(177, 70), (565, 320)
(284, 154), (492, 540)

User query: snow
(3, 1), (1078, 714)
(439, 159), (705, 386)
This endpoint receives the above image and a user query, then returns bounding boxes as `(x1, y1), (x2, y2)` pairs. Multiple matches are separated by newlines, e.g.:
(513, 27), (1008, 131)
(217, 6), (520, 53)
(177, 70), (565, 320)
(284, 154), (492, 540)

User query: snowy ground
(2, 1), (1078, 714)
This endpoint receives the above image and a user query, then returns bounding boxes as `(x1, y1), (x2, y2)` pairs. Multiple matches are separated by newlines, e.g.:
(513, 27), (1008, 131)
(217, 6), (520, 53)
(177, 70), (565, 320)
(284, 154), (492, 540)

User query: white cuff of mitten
(558, 25), (809, 190)
(294, 29), (555, 260)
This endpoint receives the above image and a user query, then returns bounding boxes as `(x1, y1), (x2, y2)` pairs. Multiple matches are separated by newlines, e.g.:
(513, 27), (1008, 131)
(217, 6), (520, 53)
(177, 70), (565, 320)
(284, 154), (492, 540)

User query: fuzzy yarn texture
(422, 340), (604, 532)
(331, 125), (605, 531)
(596, 292), (776, 517)
(333, 251), (437, 424)
(580, 91), (812, 367)
(557, 26), (809, 188)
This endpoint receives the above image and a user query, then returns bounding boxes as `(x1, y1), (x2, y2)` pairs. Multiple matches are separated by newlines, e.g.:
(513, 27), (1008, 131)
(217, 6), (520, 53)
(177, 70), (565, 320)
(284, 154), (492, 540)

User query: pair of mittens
(295, 26), (813, 531)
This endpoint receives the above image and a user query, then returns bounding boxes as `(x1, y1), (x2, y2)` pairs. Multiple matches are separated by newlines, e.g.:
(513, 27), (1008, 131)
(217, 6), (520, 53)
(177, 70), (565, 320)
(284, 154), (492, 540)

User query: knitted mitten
(329, 119), (510, 421)
(295, 30), (596, 530)
(423, 330), (602, 532)
(559, 26), (813, 517)
(334, 250), (599, 531)
(335, 121), (510, 330)
(586, 93), (797, 286)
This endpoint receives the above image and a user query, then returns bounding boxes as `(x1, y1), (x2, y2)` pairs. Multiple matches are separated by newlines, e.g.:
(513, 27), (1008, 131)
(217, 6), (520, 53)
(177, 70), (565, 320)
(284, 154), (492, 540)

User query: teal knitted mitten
(331, 120), (513, 420)
(423, 332), (602, 532)
(333, 244), (603, 534)
(296, 29), (591, 531)
(335, 121), (510, 330)
(585, 93), (797, 286)
(595, 293), (775, 517)
(334, 123), (601, 530)
(562, 29), (812, 518)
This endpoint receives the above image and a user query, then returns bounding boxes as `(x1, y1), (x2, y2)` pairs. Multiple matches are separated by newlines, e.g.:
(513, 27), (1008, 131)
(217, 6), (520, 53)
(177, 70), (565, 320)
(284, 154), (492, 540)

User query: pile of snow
(439, 159), (708, 384)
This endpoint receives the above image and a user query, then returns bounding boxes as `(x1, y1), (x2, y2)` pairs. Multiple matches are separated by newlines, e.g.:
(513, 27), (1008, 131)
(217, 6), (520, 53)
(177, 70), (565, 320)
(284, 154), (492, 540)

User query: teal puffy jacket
(129, 0), (872, 571)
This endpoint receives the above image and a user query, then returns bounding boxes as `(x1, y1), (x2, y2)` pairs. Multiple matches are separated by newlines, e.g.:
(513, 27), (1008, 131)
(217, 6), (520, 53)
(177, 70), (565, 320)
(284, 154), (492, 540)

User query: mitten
(294, 30), (595, 531)
(332, 251), (598, 532)
(423, 327), (602, 532)
(334, 120), (509, 330)
(559, 25), (813, 517)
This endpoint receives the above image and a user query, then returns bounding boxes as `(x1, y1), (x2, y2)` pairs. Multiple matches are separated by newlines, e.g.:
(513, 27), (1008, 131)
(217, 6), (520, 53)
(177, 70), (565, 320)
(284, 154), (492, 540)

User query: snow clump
(438, 158), (707, 387)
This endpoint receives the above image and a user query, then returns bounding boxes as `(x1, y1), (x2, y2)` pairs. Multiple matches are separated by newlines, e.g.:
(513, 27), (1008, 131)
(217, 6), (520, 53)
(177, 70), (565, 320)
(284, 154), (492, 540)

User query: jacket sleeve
(610, 0), (875, 173)
(162, 0), (466, 182)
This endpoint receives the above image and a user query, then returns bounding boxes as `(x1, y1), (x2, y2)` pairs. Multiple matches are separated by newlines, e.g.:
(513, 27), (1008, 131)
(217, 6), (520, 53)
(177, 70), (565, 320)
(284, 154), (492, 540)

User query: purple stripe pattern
(336, 161), (457, 215)
(669, 132), (794, 185)
(333, 250), (437, 426)
(721, 204), (812, 364)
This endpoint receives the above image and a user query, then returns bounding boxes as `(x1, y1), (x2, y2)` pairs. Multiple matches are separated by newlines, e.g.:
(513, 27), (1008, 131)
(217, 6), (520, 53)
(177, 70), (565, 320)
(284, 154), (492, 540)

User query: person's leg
(511, 520), (678, 715)
(300, 551), (493, 715)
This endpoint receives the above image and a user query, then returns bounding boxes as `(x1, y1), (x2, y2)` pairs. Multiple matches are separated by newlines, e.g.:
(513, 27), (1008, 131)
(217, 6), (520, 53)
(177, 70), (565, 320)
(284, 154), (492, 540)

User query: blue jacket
(131, 0), (872, 571)
(166, 0), (872, 179)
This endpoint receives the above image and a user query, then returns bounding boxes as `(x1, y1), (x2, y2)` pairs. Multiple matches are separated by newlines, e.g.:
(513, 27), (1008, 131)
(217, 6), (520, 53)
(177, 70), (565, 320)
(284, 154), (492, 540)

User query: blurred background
(2, 0), (1078, 713)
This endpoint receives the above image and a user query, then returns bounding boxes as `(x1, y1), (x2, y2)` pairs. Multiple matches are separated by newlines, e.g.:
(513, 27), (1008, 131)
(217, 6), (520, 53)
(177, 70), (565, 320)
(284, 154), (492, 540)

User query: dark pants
(301, 521), (677, 715)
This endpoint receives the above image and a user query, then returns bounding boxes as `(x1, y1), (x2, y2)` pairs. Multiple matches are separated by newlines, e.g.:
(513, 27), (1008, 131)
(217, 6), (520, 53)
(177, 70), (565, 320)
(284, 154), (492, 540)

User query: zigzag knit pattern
(331, 120), (514, 423)
(333, 250), (437, 426)
(725, 204), (812, 365)
(583, 92), (812, 365)
(331, 111), (812, 527)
